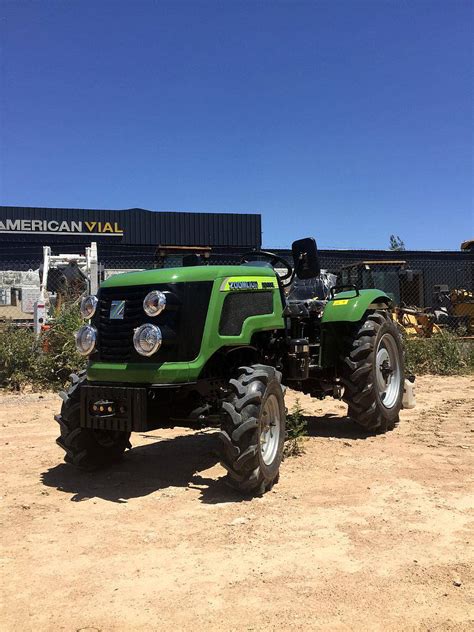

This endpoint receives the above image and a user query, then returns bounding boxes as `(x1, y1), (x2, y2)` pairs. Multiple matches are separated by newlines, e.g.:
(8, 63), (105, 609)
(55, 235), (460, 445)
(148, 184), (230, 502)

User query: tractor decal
(109, 300), (126, 320)
(220, 276), (277, 292)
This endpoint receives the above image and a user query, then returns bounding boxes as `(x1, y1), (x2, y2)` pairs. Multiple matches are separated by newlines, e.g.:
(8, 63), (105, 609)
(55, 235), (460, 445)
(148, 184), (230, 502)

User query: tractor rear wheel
(55, 372), (131, 469)
(342, 311), (404, 433)
(218, 364), (286, 495)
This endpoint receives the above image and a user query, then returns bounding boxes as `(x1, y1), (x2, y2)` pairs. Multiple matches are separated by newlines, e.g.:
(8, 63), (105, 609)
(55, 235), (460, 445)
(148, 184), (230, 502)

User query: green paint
(88, 267), (284, 384)
(86, 263), (391, 385)
(101, 265), (276, 288)
(321, 289), (391, 323)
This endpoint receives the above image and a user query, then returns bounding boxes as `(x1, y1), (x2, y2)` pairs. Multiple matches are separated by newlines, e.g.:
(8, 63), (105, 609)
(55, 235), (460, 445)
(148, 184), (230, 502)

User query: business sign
(21, 288), (38, 314)
(0, 218), (123, 236)
(0, 206), (262, 248)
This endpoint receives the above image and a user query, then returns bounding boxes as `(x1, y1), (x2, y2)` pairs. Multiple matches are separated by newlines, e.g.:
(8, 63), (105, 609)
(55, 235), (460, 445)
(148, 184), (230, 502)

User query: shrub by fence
(404, 331), (474, 376)
(0, 304), (85, 390)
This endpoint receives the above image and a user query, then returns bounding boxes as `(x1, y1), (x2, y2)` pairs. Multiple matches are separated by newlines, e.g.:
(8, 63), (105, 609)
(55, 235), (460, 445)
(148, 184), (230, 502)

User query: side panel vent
(219, 291), (273, 336)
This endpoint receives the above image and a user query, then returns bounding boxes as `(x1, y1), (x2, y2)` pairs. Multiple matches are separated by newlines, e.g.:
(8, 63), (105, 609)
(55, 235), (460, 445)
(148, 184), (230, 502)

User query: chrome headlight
(75, 325), (97, 356)
(80, 295), (98, 319)
(133, 323), (162, 357)
(143, 290), (166, 317)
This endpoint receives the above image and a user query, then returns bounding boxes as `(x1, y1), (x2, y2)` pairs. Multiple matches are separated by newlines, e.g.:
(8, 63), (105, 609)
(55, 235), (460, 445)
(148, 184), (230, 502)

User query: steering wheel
(240, 249), (293, 281)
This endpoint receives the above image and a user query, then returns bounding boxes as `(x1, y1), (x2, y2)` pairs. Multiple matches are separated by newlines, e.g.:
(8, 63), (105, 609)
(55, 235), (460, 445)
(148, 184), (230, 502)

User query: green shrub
(457, 339), (474, 373)
(0, 326), (39, 390)
(404, 331), (474, 375)
(284, 397), (308, 458)
(0, 303), (85, 390)
(38, 304), (86, 387)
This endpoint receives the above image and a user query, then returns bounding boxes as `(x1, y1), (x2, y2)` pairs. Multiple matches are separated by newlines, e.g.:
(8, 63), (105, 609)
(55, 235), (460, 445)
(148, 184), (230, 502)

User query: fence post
(87, 242), (99, 295)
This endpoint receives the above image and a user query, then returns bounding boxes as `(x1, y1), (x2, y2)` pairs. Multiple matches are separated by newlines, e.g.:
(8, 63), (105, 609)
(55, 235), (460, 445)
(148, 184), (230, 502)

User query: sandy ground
(1, 375), (473, 631)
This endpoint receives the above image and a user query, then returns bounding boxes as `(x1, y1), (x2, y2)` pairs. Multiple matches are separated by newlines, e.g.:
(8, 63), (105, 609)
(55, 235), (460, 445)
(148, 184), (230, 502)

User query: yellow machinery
(448, 289), (474, 334)
(394, 306), (442, 337)
(339, 261), (436, 337)
(337, 260), (474, 337)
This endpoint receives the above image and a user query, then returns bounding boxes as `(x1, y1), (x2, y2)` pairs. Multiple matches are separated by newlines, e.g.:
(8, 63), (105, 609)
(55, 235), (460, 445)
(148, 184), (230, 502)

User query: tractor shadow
(41, 430), (246, 505)
(304, 413), (372, 440)
(41, 415), (370, 504)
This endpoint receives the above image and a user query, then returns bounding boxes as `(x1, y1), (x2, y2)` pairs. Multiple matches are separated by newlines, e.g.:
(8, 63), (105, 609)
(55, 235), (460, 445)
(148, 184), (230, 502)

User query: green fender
(322, 289), (392, 323)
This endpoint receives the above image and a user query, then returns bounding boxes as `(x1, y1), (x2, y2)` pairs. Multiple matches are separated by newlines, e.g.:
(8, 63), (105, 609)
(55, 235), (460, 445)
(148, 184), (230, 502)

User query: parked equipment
(34, 243), (98, 334)
(394, 306), (442, 337)
(432, 287), (474, 334)
(55, 237), (410, 496)
(339, 260), (424, 307)
(0, 270), (40, 325)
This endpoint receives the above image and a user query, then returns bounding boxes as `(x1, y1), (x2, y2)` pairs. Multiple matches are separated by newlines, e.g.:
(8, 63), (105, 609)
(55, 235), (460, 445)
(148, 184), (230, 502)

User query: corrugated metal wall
(0, 206), (261, 248)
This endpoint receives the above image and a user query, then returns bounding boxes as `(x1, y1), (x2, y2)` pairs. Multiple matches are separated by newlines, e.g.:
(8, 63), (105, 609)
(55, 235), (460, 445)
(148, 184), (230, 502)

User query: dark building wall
(0, 206), (262, 269)
(0, 206), (261, 248)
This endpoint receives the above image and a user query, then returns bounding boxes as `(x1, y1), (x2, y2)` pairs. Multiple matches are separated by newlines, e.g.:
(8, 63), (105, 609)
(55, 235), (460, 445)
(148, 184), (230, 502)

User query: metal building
(0, 206), (262, 269)
(0, 205), (472, 311)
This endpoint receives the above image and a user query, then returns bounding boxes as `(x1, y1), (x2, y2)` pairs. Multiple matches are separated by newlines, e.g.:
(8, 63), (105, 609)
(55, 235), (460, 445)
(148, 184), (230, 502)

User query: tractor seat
(284, 298), (326, 318)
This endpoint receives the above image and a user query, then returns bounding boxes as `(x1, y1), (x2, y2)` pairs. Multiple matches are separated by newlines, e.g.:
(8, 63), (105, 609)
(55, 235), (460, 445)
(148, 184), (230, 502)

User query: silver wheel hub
(259, 394), (281, 466)
(375, 333), (401, 409)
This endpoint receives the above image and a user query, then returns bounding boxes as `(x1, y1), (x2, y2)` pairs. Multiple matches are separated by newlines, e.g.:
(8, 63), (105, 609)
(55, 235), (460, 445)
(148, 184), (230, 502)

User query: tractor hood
(101, 264), (277, 288)
(87, 262), (284, 385)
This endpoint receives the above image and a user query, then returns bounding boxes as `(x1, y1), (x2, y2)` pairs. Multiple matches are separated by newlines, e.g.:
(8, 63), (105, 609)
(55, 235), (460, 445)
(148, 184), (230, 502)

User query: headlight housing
(80, 295), (98, 319)
(75, 325), (97, 356)
(133, 323), (162, 357)
(143, 290), (166, 317)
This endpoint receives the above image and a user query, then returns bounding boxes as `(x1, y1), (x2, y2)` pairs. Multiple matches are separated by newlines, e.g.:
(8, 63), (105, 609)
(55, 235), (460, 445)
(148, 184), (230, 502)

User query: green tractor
(55, 238), (407, 495)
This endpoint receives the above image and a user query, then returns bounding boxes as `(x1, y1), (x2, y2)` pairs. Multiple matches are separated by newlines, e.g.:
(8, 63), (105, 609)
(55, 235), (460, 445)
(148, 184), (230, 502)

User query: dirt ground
(1, 375), (473, 631)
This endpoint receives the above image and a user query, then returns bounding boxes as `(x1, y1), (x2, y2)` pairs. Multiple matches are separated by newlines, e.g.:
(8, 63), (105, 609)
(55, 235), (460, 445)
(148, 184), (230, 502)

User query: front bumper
(80, 384), (148, 432)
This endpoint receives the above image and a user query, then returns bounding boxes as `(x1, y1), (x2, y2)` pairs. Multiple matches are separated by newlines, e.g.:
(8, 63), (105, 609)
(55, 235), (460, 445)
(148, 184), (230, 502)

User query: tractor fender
(322, 289), (392, 323)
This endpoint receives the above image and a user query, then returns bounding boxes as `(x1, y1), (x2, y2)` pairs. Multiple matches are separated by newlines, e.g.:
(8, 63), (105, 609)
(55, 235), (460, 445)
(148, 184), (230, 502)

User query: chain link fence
(277, 249), (474, 333)
(1, 246), (472, 332)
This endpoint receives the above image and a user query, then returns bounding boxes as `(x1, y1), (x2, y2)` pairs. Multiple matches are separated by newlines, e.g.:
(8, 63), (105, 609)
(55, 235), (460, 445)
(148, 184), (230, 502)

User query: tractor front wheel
(55, 372), (131, 469)
(218, 365), (286, 495)
(342, 311), (404, 433)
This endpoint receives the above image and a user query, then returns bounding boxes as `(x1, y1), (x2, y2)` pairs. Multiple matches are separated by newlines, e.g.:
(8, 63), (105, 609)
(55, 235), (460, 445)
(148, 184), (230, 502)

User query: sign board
(0, 218), (123, 237)
(0, 206), (261, 248)
(21, 288), (39, 314)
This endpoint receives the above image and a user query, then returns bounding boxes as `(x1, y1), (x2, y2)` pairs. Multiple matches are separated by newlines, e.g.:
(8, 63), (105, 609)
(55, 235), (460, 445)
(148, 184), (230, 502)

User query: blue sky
(1, 1), (472, 250)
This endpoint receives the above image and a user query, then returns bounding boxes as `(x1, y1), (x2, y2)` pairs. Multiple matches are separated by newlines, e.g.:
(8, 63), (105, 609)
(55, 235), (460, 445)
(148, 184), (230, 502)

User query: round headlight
(143, 290), (166, 317)
(75, 325), (97, 356)
(80, 295), (98, 319)
(133, 324), (162, 357)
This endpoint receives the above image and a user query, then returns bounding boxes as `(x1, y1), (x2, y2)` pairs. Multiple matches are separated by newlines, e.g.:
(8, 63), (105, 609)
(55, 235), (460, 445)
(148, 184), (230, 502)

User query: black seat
(283, 298), (325, 318)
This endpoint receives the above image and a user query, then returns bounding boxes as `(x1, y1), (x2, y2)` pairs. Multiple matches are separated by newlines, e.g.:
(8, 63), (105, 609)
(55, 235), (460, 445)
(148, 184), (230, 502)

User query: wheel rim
(259, 394), (281, 466)
(375, 333), (401, 409)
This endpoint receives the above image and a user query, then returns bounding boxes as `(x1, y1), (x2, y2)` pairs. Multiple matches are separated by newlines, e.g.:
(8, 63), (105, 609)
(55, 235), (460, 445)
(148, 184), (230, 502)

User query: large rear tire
(55, 372), (131, 469)
(218, 365), (286, 495)
(342, 311), (404, 433)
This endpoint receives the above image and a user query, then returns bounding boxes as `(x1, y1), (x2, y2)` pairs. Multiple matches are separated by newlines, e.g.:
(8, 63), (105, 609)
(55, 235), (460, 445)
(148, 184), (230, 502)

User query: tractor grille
(93, 282), (212, 364)
(96, 287), (149, 363)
